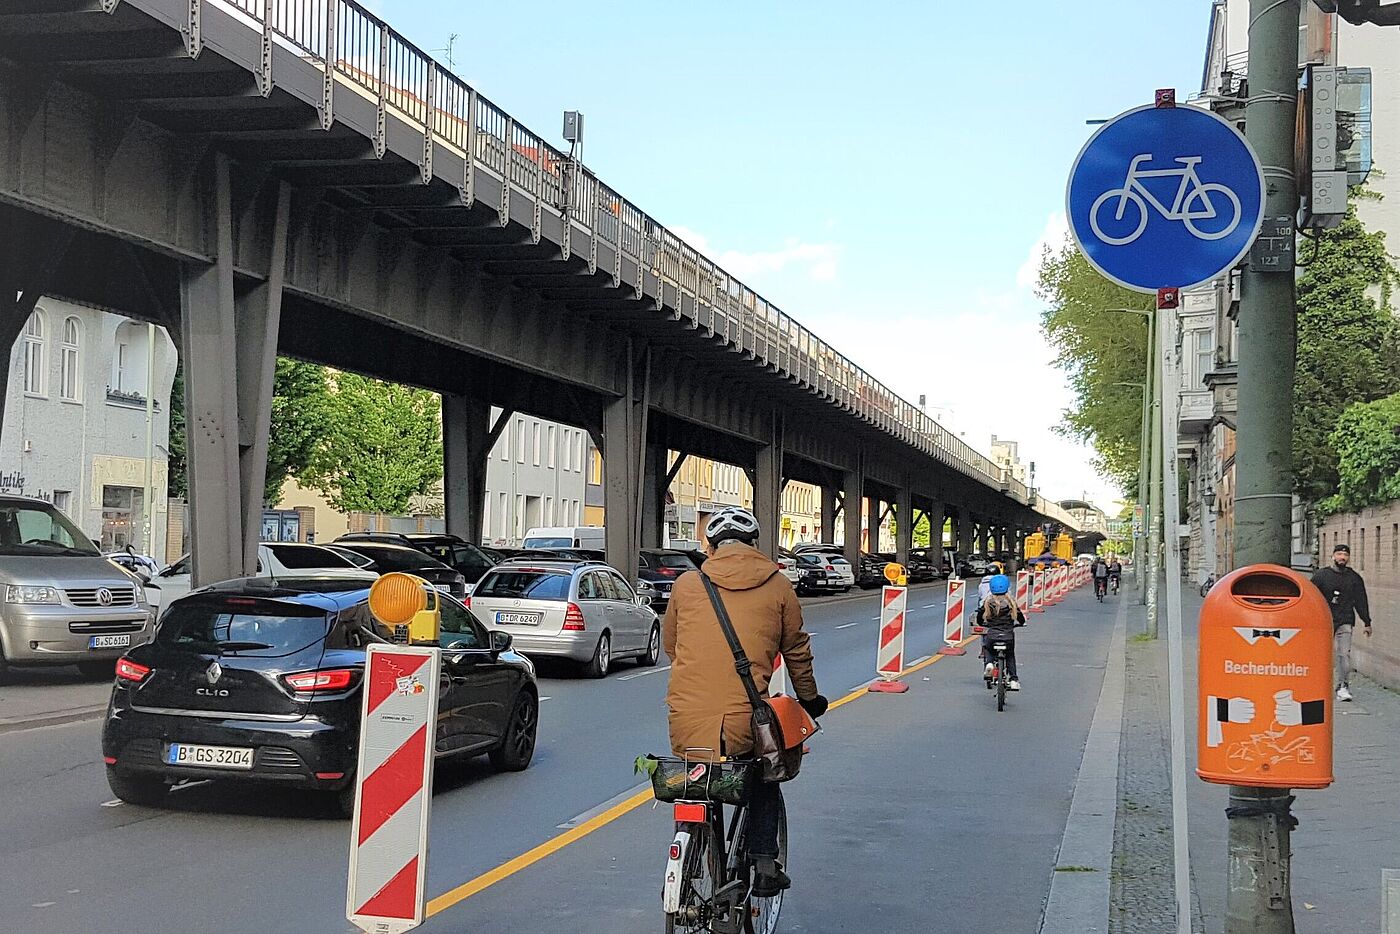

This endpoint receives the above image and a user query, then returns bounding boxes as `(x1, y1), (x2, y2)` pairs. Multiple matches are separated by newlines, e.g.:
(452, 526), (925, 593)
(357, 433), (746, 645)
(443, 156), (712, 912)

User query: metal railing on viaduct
(0, 0), (1080, 583)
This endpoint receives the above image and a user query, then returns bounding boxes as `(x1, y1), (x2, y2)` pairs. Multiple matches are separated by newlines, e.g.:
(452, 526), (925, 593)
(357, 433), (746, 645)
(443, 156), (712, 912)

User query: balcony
(1205, 364), (1239, 422)
(1179, 389), (1213, 434)
(105, 388), (161, 412)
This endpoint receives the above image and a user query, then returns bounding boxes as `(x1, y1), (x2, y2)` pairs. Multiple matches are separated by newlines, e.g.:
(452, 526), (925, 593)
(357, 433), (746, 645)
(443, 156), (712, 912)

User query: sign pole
(1229, 2), (1302, 931)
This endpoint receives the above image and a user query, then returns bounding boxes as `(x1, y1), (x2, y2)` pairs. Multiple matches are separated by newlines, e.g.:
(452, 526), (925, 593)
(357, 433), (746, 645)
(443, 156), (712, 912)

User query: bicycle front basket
(648, 757), (754, 805)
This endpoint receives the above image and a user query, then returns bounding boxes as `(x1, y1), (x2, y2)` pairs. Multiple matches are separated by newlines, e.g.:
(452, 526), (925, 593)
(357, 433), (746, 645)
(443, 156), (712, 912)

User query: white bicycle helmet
(704, 506), (760, 545)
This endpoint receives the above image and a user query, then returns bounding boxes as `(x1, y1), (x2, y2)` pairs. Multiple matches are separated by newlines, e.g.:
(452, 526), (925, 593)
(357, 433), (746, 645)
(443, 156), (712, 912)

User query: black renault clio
(102, 576), (538, 815)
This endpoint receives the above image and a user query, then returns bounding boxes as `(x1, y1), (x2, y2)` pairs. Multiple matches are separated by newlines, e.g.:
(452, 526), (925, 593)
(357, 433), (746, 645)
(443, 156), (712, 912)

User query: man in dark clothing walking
(1310, 543), (1372, 702)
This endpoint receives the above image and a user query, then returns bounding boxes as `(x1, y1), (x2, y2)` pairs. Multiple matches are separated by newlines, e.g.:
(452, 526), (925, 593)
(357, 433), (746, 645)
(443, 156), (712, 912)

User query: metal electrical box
(562, 110), (584, 144)
(1298, 64), (1372, 229)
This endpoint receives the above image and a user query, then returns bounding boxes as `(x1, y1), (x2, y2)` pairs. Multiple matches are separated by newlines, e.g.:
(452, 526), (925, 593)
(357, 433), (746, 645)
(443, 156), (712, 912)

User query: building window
(111, 321), (151, 399)
(53, 490), (72, 514)
(589, 448), (604, 485)
(1194, 329), (1213, 386)
(545, 496), (554, 525)
(515, 495), (525, 537)
(576, 433), (585, 472)
(532, 423), (541, 466)
(23, 310), (47, 397)
(547, 425), (556, 468)
(1360, 527), (1366, 570)
(497, 493), (508, 539)
(101, 485), (145, 551)
(60, 316), (81, 401)
(500, 420), (510, 461)
(516, 418), (526, 463)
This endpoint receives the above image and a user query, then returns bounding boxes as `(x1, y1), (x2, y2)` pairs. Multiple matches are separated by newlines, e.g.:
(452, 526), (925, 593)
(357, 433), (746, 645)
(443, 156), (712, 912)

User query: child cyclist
(977, 573), (1027, 691)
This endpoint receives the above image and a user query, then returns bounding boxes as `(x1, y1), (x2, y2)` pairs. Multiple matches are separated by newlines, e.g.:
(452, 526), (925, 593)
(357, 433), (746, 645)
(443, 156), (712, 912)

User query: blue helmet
(988, 574), (1011, 595)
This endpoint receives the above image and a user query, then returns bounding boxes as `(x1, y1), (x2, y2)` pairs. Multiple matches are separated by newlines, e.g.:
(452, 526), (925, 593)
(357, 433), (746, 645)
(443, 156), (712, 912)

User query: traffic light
(1297, 64), (1373, 230)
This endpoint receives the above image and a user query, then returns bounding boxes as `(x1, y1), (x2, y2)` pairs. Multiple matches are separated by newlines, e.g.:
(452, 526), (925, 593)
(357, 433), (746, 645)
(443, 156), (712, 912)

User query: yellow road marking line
(425, 630), (981, 916)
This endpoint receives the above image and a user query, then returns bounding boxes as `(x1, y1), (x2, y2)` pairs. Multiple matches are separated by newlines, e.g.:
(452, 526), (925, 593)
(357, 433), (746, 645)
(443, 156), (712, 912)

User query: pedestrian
(1310, 542), (1372, 702)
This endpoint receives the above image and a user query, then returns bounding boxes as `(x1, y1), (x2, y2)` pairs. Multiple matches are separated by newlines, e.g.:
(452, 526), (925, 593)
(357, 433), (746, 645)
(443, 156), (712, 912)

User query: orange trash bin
(1197, 564), (1334, 789)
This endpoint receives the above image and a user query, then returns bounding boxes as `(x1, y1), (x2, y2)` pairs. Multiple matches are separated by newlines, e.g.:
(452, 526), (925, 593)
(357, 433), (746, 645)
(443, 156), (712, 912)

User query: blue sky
(376, 0), (1212, 510)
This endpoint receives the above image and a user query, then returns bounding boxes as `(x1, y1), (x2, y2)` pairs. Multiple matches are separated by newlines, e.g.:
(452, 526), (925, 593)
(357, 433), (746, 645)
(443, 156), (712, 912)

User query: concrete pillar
(753, 413), (784, 558)
(927, 500), (946, 554)
(895, 486), (913, 566)
(842, 459), (863, 566)
(958, 512), (976, 562)
(603, 343), (650, 583)
(183, 156), (292, 586)
(820, 485), (838, 543)
(866, 497), (879, 554)
(442, 394), (499, 545)
(641, 443), (667, 549)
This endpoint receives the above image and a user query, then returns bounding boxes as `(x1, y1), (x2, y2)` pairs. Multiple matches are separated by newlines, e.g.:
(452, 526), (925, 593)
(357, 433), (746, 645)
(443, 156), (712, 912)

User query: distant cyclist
(663, 506), (828, 896)
(978, 574), (1026, 691)
(1092, 556), (1109, 599)
(1108, 557), (1123, 594)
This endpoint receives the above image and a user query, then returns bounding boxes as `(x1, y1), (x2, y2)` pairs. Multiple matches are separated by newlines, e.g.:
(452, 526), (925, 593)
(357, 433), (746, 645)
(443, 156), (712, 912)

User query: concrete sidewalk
(1110, 585), (1400, 934)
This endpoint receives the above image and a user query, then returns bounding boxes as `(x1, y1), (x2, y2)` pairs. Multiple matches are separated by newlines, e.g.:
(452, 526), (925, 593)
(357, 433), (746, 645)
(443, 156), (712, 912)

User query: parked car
(105, 547), (161, 580)
(149, 543), (370, 608)
(963, 555), (995, 577)
(794, 553), (845, 596)
(522, 526), (605, 550)
(468, 558), (660, 678)
(0, 494), (156, 680)
(101, 576), (537, 815)
(790, 546), (855, 590)
(907, 548), (942, 582)
(328, 540), (468, 599)
(323, 545), (376, 570)
(335, 532), (497, 585)
(776, 549), (802, 586)
(637, 548), (699, 608)
(857, 553), (889, 589)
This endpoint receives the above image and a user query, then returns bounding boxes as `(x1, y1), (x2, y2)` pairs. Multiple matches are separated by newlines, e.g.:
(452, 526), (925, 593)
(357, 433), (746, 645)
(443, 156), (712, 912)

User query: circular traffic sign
(1066, 105), (1265, 292)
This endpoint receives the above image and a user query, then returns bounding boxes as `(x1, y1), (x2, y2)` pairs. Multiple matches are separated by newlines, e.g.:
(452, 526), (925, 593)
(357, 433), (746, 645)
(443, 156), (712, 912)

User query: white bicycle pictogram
(1089, 154), (1242, 246)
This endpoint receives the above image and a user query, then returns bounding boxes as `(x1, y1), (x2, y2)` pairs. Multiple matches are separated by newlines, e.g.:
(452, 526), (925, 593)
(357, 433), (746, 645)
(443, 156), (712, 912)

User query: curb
(0, 703), (107, 735)
(1039, 596), (1128, 934)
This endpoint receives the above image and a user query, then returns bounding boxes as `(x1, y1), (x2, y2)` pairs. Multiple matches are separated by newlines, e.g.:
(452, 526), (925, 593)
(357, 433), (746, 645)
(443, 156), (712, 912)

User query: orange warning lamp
(368, 572), (441, 645)
(1197, 565), (1333, 789)
(883, 562), (907, 587)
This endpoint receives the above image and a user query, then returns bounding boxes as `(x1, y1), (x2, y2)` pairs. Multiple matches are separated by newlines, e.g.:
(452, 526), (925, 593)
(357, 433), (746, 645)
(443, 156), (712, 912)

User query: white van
(522, 526), (606, 550)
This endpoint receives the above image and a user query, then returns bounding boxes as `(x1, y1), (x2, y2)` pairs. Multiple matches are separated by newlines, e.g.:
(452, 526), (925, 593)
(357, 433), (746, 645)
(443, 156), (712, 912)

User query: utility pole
(1229, 1), (1301, 931)
(1138, 314), (1155, 605)
(1146, 318), (1163, 638)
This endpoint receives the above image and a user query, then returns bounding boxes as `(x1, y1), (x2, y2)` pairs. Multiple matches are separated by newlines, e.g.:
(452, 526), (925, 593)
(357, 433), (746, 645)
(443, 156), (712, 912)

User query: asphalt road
(0, 581), (1119, 933)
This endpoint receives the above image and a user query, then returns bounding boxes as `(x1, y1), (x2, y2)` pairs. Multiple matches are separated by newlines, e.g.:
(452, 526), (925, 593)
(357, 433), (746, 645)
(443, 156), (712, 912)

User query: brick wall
(1320, 502), (1400, 688)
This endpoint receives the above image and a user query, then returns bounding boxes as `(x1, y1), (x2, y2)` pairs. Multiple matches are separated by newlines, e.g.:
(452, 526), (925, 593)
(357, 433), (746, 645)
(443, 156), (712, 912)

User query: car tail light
(283, 669), (356, 694)
(115, 658), (151, 683)
(563, 603), (586, 631)
(315, 771), (345, 780)
(658, 567), (677, 577)
(673, 802), (708, 824)
(668, 842), (682, 860)
(103, 756), (117, 765)
(826, 565), (835, 571)
(463, 596), (471, 609)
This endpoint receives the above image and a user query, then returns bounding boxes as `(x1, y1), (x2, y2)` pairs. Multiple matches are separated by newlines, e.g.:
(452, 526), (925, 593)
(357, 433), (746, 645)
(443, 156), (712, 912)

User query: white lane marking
(618, 665), (671, 682)
(32, 902), (55, 909)
(835, 622), (858, 630)
(923, 603), (942, 608)
(556, 781), (653, 829)
(539, 696), (553, 702)
(100, 799), (123, 808)
(909, 655), (932, 665)
(870, 616), (880, 621)
(848, 679), (874, 693)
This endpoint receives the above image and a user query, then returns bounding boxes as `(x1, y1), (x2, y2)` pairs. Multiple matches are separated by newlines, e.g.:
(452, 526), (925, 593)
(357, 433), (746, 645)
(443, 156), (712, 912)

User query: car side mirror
(490, 630), (513, 654)
(636, 594), (652, 607)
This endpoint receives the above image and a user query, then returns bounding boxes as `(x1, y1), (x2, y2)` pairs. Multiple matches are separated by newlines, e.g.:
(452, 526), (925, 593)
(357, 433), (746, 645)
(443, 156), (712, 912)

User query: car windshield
(475, 569), (571, 601)
(523, 537), (571, 548)
(326, 547), (374, 568)
(0, 501), (99, 557)
(348, 546), (447, 572)
(267, 544), (356, 569)
(156, 598), (330, 657)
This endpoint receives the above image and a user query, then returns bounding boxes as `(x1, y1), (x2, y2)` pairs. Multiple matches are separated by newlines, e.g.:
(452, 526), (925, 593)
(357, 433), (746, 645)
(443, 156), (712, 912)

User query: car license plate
(166, 743), (254, 770)
(89, 634), (131, 649)
(495, 611), (541, 626)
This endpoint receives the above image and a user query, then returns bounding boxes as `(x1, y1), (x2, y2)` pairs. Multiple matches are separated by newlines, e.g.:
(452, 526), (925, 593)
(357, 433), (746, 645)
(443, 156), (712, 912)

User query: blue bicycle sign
(1067, 104), (1265, 292)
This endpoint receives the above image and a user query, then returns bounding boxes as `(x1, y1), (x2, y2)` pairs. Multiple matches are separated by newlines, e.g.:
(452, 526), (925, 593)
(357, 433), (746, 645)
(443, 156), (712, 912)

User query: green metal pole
(1228, 1), (1300, 931)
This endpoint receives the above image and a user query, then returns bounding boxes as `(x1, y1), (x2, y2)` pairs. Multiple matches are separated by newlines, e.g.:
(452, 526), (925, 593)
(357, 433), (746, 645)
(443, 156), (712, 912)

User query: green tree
(167, 361), (186, 499)
(265, 358), (334, 505)
(304, 373), (443, 513)
(1293, 193), (1400, 501)
(1037, 246), (1154, 496)
(1326, 392), (1400, 512)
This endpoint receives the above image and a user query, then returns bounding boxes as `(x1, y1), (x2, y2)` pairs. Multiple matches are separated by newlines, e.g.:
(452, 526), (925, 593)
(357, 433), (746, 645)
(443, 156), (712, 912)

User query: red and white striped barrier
(1015, 570), (1030, 610)
(347, 644), (440, 934)
(769, 652), (791, 697)
(869, 585), (910, 693)
(1028, 570), (1045, 614)
(939, 577), (968, 655)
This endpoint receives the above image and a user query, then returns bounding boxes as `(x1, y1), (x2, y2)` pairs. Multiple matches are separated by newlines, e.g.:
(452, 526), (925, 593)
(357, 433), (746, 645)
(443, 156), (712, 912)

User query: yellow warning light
(884, 563), (906, 585)
(368, 573), (440, 644)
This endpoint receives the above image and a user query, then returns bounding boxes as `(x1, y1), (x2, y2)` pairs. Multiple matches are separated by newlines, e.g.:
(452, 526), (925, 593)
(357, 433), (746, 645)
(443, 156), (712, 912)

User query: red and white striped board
(868, 585), (909, 693)
(769, 652), (791, 697)
(939, 577), (968, 656)
(1028, 570), (1045, 613)
(1015, 570), (1030, 609)
(347, 644), (441, 934)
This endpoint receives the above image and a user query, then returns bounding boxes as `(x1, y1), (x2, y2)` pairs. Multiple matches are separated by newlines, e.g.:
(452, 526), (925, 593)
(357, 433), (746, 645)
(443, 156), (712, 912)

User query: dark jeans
(982, 636), (1018, 679)
(747, 779), (783, 859)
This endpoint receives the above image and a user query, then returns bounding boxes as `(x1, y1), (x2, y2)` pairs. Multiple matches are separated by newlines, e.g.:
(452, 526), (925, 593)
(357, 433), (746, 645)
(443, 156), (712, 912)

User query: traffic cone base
(938, 644), (967, 656)
(867, 679), (910, 693)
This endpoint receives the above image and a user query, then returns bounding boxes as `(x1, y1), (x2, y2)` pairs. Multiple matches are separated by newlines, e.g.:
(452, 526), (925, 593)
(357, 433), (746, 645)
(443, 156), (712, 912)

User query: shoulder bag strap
(699, 571), (768, 711)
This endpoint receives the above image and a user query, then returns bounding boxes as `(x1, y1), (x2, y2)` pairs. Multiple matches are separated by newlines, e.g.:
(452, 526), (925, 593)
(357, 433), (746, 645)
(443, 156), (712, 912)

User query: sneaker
(1337, 684), (1353, 702)
(984, 662), (995, 678)
(1008, 679), (1021, 691)
(751, 862), (791, 898)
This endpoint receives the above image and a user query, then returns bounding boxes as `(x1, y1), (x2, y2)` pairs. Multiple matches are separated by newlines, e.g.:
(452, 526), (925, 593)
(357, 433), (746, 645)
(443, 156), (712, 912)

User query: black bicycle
(1094, 576), (1107, 602)
(658, 756), (786, 934)
(988, 640), (1011, 712)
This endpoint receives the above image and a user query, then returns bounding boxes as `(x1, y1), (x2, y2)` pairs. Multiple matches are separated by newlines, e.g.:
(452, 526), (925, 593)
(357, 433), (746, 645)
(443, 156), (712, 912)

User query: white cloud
(1015, 211), (1070, 292)
(669, 225), (840, 284)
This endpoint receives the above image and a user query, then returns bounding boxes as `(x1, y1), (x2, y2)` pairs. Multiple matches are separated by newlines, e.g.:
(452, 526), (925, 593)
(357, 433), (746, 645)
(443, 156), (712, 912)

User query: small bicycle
(988, 641), (1012, 712)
